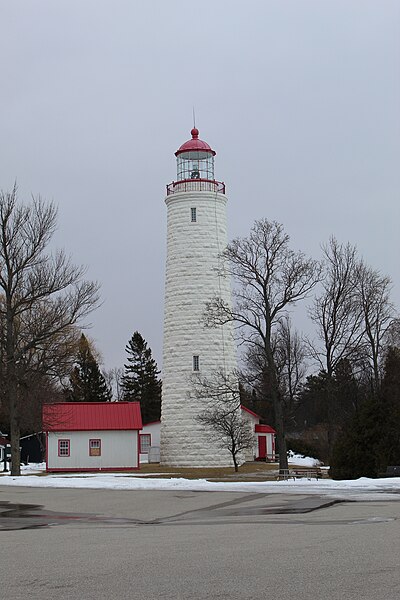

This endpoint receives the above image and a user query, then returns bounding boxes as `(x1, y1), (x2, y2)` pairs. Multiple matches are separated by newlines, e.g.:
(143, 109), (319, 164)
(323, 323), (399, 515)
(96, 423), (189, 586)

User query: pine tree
(376, 346), (400, 466)
(121, 331), (161, 424)
(330, 347), (400, 479)
(68, 334), (112, 402)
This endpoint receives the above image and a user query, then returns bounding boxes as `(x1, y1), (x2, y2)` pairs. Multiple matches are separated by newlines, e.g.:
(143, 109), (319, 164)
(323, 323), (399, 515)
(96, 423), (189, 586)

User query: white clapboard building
(43, 402), (142, 472)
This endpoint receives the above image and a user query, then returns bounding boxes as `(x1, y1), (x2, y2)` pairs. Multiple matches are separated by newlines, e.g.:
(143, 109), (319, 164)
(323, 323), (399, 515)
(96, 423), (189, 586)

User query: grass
(1, 461), (328, 482)
(137, 461), (281, 481)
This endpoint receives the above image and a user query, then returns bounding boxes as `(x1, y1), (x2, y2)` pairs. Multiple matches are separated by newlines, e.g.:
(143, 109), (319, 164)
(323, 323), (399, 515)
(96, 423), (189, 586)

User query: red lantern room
(175, 128), (216, 181)
(167, 128), (225, 195)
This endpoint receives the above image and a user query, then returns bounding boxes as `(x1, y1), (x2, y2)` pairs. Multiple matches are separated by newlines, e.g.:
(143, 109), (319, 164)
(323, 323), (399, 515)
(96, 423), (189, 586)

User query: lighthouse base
(160, 413), (244, 469)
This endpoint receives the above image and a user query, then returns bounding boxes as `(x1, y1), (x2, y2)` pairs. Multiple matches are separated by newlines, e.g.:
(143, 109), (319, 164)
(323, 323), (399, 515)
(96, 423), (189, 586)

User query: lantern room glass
(177, 151), (215, 182)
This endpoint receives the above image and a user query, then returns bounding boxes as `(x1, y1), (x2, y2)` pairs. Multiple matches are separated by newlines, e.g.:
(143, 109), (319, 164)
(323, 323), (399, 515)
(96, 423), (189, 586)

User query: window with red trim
(89, 439), (101, 456)
(58, 439), (70, 457)
(139, 434), (151, 454)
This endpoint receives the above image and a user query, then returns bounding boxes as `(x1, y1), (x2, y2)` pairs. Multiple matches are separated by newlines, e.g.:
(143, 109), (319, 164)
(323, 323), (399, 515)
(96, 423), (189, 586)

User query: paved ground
(1, 485), (399, 600)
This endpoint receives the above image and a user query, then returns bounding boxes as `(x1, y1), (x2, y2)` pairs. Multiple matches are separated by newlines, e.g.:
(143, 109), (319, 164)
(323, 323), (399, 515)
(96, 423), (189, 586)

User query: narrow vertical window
(58, 439), (70, 457)
(140, 434), (151, 454)
(89, 439), (101, 456)
(191, 207), (197, 222)
(193, 355), (200, 372)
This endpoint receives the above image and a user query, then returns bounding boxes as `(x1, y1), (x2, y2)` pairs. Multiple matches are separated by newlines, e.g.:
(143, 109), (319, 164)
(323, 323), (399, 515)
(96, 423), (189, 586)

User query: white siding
(47, 430), (138, 470)
(161, 190), (238, 467)
(241, 410), (258, 462)
(140, 421), (161, 463)
(266, 433), (274, 459)
(254, 433), (275, 460)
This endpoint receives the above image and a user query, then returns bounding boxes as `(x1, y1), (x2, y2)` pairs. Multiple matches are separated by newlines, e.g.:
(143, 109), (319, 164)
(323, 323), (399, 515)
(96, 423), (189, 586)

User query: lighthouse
(160, 127), (238, 467)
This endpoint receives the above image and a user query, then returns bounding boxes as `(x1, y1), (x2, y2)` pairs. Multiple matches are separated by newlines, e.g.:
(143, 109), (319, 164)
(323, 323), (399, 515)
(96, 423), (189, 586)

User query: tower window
(193, 355), (200, 371)
(191, 207), (197, 222)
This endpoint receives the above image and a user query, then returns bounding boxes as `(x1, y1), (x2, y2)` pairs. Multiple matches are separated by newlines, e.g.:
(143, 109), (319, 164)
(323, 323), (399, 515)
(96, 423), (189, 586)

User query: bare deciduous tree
(308, 237), (364, 376)
(385, 318), (400, 348)
(274, 317), (307, 428)
(204, 219), (320, 472)
(192, 369), (254, 472)
(309, 237), (397, 390)
(355, 262), (396, 390)
(102, 367), (124, 401)
(0, 186), (100, 475)
(243, 317), (307, 430)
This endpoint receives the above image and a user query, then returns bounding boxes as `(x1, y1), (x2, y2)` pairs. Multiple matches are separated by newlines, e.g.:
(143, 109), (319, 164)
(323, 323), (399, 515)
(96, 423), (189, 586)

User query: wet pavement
(1, 486), (399, 600)
(0, 492), (379, 531)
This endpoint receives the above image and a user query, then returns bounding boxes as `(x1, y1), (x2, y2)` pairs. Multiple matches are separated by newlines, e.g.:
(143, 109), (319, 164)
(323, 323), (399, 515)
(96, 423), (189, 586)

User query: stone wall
(161, 190), (238, 467)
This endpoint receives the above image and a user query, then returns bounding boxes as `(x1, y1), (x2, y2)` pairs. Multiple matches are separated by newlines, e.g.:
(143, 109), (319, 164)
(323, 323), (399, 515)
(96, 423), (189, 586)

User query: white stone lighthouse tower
(160, 127), (238, 467)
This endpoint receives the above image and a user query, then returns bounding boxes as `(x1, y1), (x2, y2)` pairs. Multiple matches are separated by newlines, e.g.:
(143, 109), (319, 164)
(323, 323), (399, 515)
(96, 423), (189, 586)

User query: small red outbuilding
(255, 423), (276, 461)
(241, 406), (276, 461)
(43, 402), (142, 472)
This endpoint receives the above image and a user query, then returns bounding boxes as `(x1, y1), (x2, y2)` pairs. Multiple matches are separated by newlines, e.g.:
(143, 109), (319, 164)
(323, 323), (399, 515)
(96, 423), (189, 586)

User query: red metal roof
(175, 128), (216, 157)
(255, 424), (276, 434)
(241, 405), (261, 420)
(42, 402), (142, 432)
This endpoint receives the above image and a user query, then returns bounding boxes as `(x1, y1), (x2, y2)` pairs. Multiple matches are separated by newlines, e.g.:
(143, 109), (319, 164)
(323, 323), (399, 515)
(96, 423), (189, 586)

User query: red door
(258, 435), (266, 459)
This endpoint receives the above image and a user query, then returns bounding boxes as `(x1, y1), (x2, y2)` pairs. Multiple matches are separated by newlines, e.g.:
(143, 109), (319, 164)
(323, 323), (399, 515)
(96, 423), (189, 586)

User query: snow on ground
(1, 463), (400, 501)
(287, 451), (320, 467)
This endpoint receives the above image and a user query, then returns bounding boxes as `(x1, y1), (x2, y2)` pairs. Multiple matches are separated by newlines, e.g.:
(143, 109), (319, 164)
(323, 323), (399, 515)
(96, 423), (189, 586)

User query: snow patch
(1, 463), (399, 501)
(287, 451), (320, 467)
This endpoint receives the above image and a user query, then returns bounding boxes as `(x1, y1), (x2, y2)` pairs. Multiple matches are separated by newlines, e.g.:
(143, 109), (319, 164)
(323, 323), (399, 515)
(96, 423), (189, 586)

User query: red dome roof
(175, 128), (216, 157)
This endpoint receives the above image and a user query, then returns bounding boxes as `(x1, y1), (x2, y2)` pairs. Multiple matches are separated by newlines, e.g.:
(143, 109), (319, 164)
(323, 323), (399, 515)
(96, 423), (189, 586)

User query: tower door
(258, 435), (266, 460)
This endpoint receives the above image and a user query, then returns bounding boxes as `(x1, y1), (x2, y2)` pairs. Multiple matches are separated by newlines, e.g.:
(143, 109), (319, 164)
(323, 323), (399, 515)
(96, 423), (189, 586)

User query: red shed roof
(43, 402), (142, 432)
(255, 424), (276, 434)
(175, 128), (216, 157)
(241, 405), (261, 420)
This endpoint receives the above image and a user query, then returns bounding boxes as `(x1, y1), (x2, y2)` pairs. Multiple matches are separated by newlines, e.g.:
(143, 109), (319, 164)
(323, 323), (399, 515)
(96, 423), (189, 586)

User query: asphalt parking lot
(1, 485), (399, 600)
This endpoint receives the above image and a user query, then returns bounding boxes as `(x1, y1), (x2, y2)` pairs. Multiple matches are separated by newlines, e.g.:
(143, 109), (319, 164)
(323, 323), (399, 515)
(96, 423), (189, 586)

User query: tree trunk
(272, 387), (289, 472)
(372, 348), (380, 393)
(326, 376), (337, 462)
(233, 453), (239, 472)
(8, 368), (21, 476)
(266, 344), (288, 472)
(6, 299), (21, 476)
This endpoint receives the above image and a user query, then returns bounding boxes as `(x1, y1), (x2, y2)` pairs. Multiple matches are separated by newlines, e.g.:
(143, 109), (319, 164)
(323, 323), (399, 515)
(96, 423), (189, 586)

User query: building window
(191, 207), (197, 222)
(139, 434), (151, 454)
(193, 355), (200, 372)
(89, 439), (101, 457)
(58, 439), (70, 457)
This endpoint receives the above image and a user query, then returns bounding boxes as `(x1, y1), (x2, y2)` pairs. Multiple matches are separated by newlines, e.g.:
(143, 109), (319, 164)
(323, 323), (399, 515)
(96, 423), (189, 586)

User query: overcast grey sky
(1, 1), (399, 371)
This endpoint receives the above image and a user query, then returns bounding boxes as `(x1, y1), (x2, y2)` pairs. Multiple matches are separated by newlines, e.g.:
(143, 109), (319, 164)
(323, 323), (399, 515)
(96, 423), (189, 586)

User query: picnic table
(276, 467), (323, 481)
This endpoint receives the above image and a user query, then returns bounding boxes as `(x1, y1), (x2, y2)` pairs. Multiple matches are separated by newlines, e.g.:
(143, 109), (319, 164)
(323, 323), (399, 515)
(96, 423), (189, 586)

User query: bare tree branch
(204, 219), (320, 472)
(307, 237), (364, 375)
(0, 187), (100, 475)
(192, 369), (254, 471)
(355, 261), (396, 389)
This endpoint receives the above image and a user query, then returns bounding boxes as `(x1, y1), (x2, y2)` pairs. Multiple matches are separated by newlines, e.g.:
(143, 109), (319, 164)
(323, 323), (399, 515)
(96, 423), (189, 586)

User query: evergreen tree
(296, 360), (362, 462)
(330, 347), (400, 479)
(121, 331), (161, 424)
(372, 346), (400, 469)
(68, 334), (112, 402)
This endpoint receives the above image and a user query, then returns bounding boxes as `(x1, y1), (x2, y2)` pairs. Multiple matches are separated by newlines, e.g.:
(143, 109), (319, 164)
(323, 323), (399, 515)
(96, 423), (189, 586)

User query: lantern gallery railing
(166, 179), (226, 196)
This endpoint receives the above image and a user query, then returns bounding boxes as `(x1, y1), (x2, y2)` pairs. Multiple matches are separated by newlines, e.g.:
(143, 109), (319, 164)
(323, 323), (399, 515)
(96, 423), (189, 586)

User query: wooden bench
(276, 469), (295, 481)
(292, 467), (323, 480)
